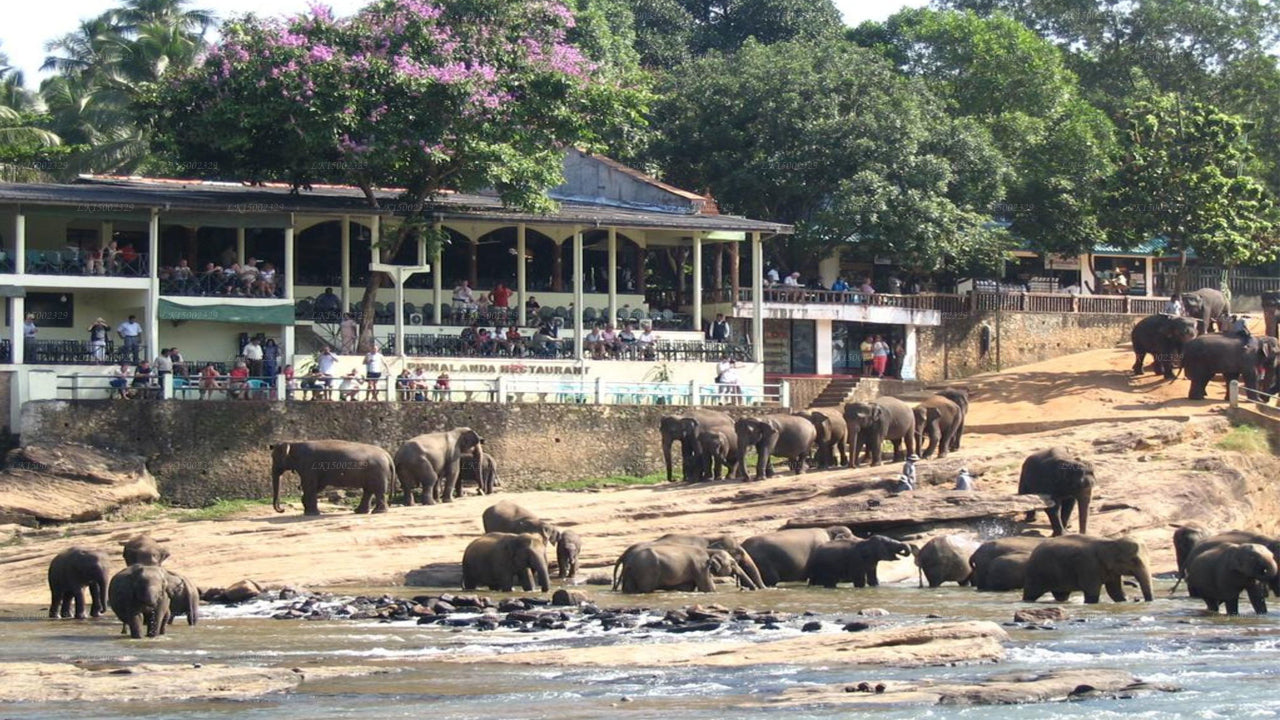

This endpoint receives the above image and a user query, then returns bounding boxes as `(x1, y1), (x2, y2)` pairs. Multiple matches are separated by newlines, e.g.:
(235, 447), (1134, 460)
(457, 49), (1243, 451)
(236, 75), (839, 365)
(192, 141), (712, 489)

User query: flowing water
(5, 578), (1280, 718)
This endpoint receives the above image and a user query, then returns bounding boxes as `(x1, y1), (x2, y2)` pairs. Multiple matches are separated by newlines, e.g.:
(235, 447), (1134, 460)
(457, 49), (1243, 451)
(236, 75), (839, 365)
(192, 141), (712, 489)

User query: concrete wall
(20, 400), (778, 507)
(916, 310), (1135, 382)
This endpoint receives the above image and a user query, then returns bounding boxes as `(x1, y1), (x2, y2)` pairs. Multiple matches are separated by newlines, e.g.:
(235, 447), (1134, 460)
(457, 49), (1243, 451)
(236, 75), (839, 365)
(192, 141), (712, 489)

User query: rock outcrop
(0, 443), (158, 525)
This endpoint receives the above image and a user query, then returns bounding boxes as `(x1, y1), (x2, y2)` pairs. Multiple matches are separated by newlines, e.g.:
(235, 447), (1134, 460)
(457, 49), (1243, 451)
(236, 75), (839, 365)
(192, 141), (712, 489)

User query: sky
(0, 0), (926, 85)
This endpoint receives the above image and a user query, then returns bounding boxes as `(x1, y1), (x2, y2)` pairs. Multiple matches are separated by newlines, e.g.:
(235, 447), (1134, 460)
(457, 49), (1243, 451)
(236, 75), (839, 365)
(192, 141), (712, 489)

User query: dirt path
(1, 344), (1276, 606)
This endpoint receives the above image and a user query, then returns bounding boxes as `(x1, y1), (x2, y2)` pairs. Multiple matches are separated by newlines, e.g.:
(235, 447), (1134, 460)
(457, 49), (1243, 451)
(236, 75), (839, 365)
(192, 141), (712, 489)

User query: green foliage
(627, 0), (841, 69)
(1102, 94), (1277, 267)
(1217, 422), (1272, 454)
(534, 471), (666, 490)
(178, 498), (273, 521)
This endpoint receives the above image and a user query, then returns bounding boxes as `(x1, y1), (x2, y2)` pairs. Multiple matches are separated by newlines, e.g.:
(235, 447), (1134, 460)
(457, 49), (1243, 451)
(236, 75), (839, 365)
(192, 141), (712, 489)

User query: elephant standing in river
(163, 569), (200, 627)
(395, 428), (485, 505)
(970, 536), (1045, 591)
(1186, 542), (1279, 615)
(1181, 334), (1280, 401)
(556, 530), (581, 579)
(612, 533), (764, 591)
(122, 535), (169, 566)
(659, 410), (735, 483)
(462, 533), (551, 592)
(109, 564), (171, 639)
(1182, 288), (1231, 334)
(615, 545), (754, 593)
(1131, 314), (1199, 379)
(48, 547), (111, 619)
(733, 415), (816, 481)
(795, 408), (849, 469)
(1176, 528), (1280, 597)
(1018, 448), (1096, 535)
(915, 534), (982, 588)
(271, 440), (394, 516)
(806, 535), (913, 588)
(742, 527), (854, 586)
(1022, 535), (1153, 603)
(843, 397), (915, 467)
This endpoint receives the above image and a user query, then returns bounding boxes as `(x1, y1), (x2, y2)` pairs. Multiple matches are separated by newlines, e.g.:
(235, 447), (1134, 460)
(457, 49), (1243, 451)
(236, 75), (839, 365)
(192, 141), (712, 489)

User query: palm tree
(41, 16), (127, 79)
(114, 0), (215, 38)
(0, 47), (62, 181)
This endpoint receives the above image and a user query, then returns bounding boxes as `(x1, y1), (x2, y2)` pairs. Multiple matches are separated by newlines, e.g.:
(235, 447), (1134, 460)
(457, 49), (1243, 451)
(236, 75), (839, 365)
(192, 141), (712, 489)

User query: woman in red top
(489, 283), (513, 308)
(228, 361), (250, 399)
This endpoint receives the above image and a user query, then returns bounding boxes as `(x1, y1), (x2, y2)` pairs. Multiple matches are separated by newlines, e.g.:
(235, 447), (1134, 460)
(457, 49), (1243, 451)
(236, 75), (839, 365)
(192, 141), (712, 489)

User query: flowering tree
(147, 0), (646, 348)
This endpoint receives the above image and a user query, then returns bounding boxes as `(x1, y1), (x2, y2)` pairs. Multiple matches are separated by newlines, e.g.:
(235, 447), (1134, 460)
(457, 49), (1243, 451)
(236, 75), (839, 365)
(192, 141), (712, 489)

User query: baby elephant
(109, 564), (171, 639)
(696, 430), (734, 481)
(806, 535), (913, 589)
(48, 547), (112, 619)
(915, 534), (981, 588)
(556, 530), (582, 579)
(163, 569), (201, 627)
(1186, 542), (1279, 615)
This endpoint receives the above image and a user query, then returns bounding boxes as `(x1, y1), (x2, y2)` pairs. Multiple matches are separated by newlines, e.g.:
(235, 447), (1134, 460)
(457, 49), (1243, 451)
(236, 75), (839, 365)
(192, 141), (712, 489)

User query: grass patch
(178, 498), (274, 522)
(110, 502), (171, 523)
(1218, 423), (1273, 455)
(535, 471), (667, 491)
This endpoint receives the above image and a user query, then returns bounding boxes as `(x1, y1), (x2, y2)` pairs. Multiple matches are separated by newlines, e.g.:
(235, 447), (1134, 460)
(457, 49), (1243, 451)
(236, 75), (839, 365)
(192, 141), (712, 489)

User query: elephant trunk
(532, 553), (551, 593)
(1077, 486), (1093, 535)
(732, 564), (756, 590)
(736, 552), (764, 590)
(271, 468), (284, 514)
(662, 433), (675, 482)
(1133, 563), (1154, 602)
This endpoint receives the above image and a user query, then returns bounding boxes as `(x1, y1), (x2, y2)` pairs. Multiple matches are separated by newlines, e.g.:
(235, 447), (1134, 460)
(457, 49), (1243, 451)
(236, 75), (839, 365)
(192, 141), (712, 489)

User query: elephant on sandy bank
(1022, 535), (1153, 604)
(1018, 448), (1096, 535)
(462, 533), (551, 593)
(395, 428), (485, 505)
(795, 408), (849, 469)
(915, 534), (982, 588)
(1130, 313), (1199, 379)
(1186, 542), (1278, 615)
(122, 535), (169, 566)
(615, 545), (754, 593)
(482, 501), (561, 547)
(742, 527), (854, 586)
(1182, 288), (1231, 334)
(460, 453), (499, 496)
(844, 397), (915, 467)
(659, 410), (735, 483)
(733, 415), (816, 481)
(934, 387), (970, 452)
(271, 440), (394, 516)
(1180, 334), (1280, 401)
(696, 429), (735, 481)
(48, 547), (111, 619)
(913, 395), (963, 459)
(806, 535), (913, 589)
(612, 534), (764, 591)
(163, 569), (200, 627)
(970, 536), (1045, 591)
(109, 564), (171, 639)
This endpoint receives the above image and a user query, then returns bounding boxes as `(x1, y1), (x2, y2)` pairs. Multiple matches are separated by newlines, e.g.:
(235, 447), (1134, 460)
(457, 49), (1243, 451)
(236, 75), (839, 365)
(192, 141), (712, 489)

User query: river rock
(859, 608), (889, 617)
(1014, 607), (1069, 624)
(221, 579), (263, 603)
(499, 599), (527, 612)
(551, 589), (589, 606)
(802, 621), (823, 632)
(0, 442), (159, 525)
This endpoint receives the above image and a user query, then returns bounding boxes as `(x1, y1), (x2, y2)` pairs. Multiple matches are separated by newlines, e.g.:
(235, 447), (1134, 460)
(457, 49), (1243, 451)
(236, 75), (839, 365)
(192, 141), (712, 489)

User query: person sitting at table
(433, 372), (451, 401)
(585, 324), (605, 359)
(337, 369), (362, 401)
(600, 325), (622, 358)
(503, 325), (525, 357)
(531, 326), (559, 357)
(227, 360), (250, 399)
(637, 323), (658, 360)
(396, 368), (415, 402)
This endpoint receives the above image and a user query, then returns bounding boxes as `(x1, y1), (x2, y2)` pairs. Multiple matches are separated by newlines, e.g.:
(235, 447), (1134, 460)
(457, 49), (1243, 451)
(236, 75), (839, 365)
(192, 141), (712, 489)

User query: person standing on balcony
(243, 337), (265, 379)
(315, 288), (342, 321)
(339, 312), (359, 354)
(88, 317), (109, 363)
(117, 315), (142, 364)
(263, 339), (281, 380)
(887, 275), (902, 294)
(860, 335), (874, 376)
(154, 349), (173, 390)
(858, 277), (876, 295)
(709, 313), (731, 343)
(872, 335), (890, 377)
(22, 313), (36, 363)
(364, 344), (384, 400)
(1163, 294), (1183, 316)
(831, 277), (850, 293)
(489, 282), (513, 320)
(766, 265), (780, 287)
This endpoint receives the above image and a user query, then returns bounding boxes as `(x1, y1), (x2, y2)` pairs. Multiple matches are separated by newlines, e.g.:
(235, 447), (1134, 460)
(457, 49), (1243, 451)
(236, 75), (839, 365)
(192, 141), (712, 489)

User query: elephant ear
(870, 405), (885, 424)
(1261, 339), (1280, 362)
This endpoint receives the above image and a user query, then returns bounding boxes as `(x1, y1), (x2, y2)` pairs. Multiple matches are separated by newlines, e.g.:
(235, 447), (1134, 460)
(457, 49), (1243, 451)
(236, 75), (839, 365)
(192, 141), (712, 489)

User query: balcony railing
(390, 334), (751, 362)
(22, 339), (149, 365)
(708, 288), (1172, 317)
(1154, 269), (1280, 297)
(18, 250), (149, 277)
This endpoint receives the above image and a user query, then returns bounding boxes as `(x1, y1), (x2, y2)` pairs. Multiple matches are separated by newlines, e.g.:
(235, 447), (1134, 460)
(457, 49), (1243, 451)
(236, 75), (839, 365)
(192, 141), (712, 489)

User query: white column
(393, 270), (404, 356)
(432, 221), (443, 325)
(14, 212), (24, 273)
(146, 209), (160, 361)
(517, 223), (527, 326)
(607, 227), (617, 328)
(283, 224), (295, 301)
(340, 215), (351, 311)
(902, 326), (919, 381)
(283, 325), (295, 369)
(692, 233), (703, 333)
(1144, 257), (1154, 297)
(99, 221), (111, 275)
(573, 229), (584, 359)
(9, 296), (24, 363)
(815, 318), (833, 374)
(751, 231), (764, 364)
(235, 227), (246, 265)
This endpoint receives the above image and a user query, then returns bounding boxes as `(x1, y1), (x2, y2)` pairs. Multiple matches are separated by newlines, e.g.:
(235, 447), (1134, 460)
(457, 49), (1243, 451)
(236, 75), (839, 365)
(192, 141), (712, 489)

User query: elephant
(556, 529), (581, 579)
(1180, 529), (1280, 596)
(1022, 535), (1154, 604)
(1185, 542), (1279, 615)
(970, 536), (1045, 591)
(696, 429), (734, 481)
(122, 535), (169, 566)
(733, 415), (817, 481)
(843, 397), (916, 467)
(612, 533), (764, 591)
(1181, 333), (1280, 401)
(805, 535), (914, 589)
(162, 569), (200, 627)
(795, 407), (849, 469)
(615, 545), (754, 593)
(934, 387), (970, 452)
(1018, 447), (1096, 535)
(1265, 290), (1280, 339)
(659, 410), (735, 483)
(1182, 287), (1231, 334)
(394, 428), (485, 505)
(460, 454), (499, 496)
(481, 501), (561, 547)
(1131, 313), (1199, 379)
(48, 547), (111, 619)
(461, 533), (551, 592)
(271, 440), (395, 516)
(741, 526), (854, 586)
(915, 534), (982, 588)
(912, 395), (963, 459)
(108, 564), (171, 639)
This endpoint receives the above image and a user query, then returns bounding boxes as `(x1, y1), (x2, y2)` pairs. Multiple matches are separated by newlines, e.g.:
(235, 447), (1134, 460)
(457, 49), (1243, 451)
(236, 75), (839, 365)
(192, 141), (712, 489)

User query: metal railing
(22, 250), (149, 277)
(710, 288), (1172, 317)
(161, 272), (285, 298)
(1156, 269), (1280, 297)
(390, 334), (752, 362)
(25, 339), (148, 365)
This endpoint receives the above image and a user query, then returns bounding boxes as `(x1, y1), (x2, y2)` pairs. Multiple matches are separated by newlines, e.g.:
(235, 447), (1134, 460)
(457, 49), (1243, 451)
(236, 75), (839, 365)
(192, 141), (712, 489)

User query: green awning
(158, 299), (294, 325)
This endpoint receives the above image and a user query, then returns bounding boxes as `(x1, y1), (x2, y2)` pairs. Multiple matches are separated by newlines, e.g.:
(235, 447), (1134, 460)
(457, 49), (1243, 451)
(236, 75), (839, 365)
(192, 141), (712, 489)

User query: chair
(554, 306), (568, 319)
(26, 250), (54, 274)
(403, 302), (416, 321)
(584, 307), (598, 323)
(422, 304), (435, 323)
(295, 299), (314, 321)
(631, 308), (646, 322)
(538, 306), (555, 322)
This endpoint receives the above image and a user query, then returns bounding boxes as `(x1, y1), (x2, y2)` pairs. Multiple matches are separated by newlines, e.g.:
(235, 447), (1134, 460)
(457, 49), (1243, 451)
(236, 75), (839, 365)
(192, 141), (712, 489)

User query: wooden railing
(706, 288), (1173, 317)
(1154, 269), (1280, 297)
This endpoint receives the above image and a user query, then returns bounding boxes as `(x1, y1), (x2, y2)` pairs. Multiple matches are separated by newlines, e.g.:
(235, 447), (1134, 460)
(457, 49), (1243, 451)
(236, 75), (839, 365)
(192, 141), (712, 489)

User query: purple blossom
(276, 31), (308, 48)
(400, 0), (443, 20)
(308, 1), (335, 22)
(543, 2), (576, 28)
(309, 45), (335, 62)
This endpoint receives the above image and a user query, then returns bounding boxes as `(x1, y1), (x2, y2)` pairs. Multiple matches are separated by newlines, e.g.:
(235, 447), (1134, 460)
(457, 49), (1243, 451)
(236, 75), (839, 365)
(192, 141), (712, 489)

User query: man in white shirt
(364, 345), (384, 400)
(117, 315), (143, 364)
(243, 338), (265, 378)
(154, 349), (174, 391)
(316, 346), (339, 399)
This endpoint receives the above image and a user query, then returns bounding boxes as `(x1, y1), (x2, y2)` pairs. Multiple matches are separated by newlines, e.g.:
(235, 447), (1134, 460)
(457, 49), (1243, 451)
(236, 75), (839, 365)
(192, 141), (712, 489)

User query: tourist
(131, 359), (154, 399)
(585, 324), (604, 359)
(872, 335), (890, 378)
(300, 367), (326, 401)
(316, 345), (339, 398)
(22, 313), (36, 363)
(396, 368), (414, 402)
(504, 325), (525, 357)
(172, 259), (193, 293)
(412, 366), (432, 400)
(637, 323), (657, 360)
(525, 295), (541, 317)
(338, 369), (362, 401)
(892, 338), (906, 379)
(339, 312), (359, 354)
(364, 344), (384, 400)
(1164, 294), (1183, 316)
(955, 468), (976, 491)
(858, 277), (876, 295)
(765, 265), (780, 286)
(489, 282), (513, 309)
(720, 359), (741, 405)
(85, 246), (105, 275)
(284, 364), (298, 400)
(453, 280), (476, 316)
(169, 346), (187, 377)
(262, 338), (281, 380)
(895, 453), (919, 493)
(110, 362), (130, 399)
(243, 337), (265, 378)
(831, 276), (850, 293)
(256, 262), (277, 297)
(199, 363), (221, 400)
(600, 325), (621, 357)
(104, 240), (121, 274)
(619, 323), (637, 346)
(708, 313), (730, 343)
(227, 360), (250, 399)
(860, 335), (874, 376)
(315, 287), (342, 321)
(886, 274), (903, 294)
(531, 325), (558, 357)
(116, 314), (143, 364)
(87, 317), (109, 363)
(433, 371), (451, 401)
(461, 321), (480, 355)
(154, 349), (174, 390)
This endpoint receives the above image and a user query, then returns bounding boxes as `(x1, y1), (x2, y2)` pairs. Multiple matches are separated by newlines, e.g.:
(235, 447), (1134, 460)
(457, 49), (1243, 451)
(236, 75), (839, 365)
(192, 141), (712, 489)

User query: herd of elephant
(660, 388), (972, 485)
(1130, 287), (1280, 401)
(919, 524), (1280, 616)
(47, 535), (199, 638)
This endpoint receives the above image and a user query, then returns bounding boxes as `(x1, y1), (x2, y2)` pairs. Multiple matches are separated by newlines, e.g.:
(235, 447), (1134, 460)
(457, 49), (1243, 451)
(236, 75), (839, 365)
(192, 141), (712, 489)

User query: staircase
(806, 377), (862, 408)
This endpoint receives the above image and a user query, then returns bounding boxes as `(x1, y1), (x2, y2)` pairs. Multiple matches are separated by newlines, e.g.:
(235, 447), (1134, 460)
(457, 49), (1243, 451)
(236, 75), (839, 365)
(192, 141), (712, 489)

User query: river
(4, 578), (1280, 718)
